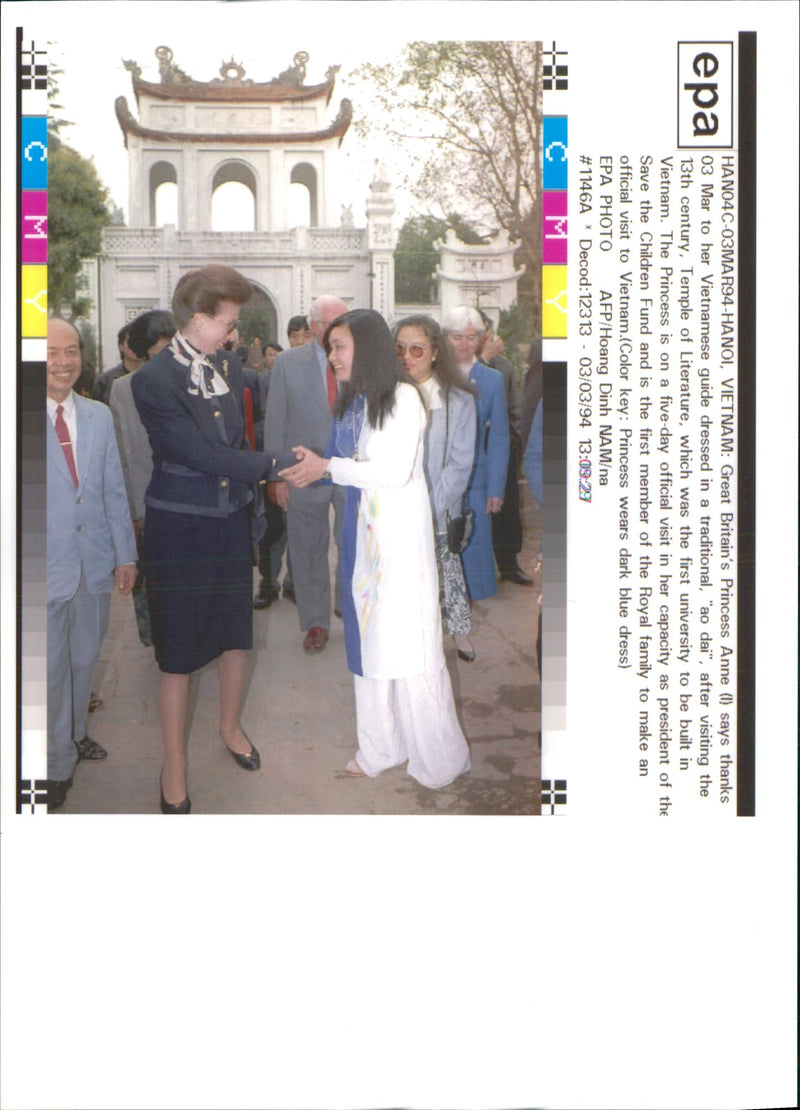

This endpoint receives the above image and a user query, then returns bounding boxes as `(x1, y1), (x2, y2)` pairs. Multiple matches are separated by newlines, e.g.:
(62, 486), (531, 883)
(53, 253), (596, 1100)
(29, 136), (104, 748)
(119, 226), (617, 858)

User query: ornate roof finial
(275, 51), (309, 87)
(155, 46), (193, 85)
(219, 58), (247, 83)
(370, 159), (391, 192)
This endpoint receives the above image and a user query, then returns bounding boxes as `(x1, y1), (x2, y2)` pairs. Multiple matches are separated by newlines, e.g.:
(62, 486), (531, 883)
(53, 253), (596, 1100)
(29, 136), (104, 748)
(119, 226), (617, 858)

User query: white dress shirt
(47, 390), (79, 483)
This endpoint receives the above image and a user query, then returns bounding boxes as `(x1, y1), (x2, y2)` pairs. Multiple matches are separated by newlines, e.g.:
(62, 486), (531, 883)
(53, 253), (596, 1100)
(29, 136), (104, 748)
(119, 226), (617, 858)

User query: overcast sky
(36, 0), (414, 226)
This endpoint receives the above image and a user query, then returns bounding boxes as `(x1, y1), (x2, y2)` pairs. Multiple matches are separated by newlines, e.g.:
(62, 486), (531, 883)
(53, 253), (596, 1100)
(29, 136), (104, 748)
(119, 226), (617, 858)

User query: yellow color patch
(542, 265), (567, 338)
(21, 266), (48, 336)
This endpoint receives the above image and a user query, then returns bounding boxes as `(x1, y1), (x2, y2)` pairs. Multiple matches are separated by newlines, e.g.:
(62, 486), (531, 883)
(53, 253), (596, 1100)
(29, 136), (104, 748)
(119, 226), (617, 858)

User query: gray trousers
(286, 483), (345, 633)
(47, 576), (110, 781)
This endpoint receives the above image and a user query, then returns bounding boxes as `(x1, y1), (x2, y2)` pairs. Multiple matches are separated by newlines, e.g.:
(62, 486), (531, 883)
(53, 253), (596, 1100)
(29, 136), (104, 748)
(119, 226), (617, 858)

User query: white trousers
(353, 661), (470, 789)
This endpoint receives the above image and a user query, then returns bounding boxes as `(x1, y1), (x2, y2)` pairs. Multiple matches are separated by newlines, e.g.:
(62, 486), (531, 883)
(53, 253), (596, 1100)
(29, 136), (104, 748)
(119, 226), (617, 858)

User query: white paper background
(1, 3), (797, 1108)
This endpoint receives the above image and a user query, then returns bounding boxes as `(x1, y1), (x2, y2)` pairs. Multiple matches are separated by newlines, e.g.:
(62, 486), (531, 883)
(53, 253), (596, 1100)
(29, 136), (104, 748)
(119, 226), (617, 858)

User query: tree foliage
(394, 212), (487, 304)
(47, 143), (111, 317)
(356, 41), (542, 314)
(237, 308), (274, 346)
(46, 56), (72, 141)
(47, 54), (112, 318)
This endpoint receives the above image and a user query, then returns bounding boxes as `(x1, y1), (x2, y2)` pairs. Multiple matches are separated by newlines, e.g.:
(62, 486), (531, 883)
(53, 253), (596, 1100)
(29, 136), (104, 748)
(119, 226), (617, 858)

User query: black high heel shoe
(160, 775), (191, 814)
(223, 735), (261, 771)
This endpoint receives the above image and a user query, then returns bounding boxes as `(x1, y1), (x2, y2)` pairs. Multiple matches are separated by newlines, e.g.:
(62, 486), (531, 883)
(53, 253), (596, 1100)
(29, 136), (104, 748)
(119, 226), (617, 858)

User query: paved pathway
(64, 488), (542, 815)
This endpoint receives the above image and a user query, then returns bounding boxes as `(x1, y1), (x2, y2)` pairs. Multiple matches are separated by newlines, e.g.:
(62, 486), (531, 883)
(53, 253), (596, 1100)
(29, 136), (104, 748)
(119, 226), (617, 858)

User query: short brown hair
(171, 265), (254, 328)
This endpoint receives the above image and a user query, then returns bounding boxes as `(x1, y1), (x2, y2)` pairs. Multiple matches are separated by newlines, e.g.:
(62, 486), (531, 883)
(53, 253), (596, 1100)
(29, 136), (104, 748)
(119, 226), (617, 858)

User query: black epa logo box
(677, 42), (734, 148)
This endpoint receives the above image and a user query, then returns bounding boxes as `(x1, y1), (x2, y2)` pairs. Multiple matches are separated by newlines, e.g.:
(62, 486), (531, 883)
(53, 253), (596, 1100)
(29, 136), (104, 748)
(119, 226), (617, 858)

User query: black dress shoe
(253, 580), (272, 610)
(76, 735), (108, 761)
(282, 583), (296, 604)
(160, 777), (191, 814)
(48, 778), (73, 811)
(502, 567), (534, 586)
(224, 739), (261, 771)
(457, 648), (476, 662)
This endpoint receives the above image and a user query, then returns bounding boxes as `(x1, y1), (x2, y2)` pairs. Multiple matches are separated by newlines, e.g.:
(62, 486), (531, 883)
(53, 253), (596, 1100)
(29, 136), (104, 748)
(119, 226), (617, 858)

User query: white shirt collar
(47, 390), (75, 419)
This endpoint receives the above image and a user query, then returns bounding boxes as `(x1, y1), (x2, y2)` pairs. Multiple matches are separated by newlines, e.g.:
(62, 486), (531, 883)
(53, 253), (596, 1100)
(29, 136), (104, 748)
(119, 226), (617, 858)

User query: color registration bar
(17, 27), (49, 812)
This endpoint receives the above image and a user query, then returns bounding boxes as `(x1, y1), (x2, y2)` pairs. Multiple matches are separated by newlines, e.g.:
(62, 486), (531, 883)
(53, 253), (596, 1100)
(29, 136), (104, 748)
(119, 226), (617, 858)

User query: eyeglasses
(447, 332), (478, 344)
(203, 313), (239, 334)
(395, 342), (430, 359)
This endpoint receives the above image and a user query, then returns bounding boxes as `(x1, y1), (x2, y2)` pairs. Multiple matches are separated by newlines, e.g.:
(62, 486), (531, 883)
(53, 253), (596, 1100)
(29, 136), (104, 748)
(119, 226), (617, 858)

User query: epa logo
(677, 42), (734, 148)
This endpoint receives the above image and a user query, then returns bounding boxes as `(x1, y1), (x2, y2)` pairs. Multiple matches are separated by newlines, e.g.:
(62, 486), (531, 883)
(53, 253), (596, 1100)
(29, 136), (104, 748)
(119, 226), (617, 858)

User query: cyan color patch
(21, 116), (47, 190)
(542, 116), (568, 190)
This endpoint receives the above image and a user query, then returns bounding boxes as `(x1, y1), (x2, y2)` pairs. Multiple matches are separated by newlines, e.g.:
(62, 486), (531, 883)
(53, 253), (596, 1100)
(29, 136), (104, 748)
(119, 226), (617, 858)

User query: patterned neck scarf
(170, 332), (230, 399)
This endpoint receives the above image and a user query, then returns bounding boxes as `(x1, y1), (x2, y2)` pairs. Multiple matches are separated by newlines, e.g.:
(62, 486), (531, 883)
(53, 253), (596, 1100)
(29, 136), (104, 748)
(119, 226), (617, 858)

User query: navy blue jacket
(132, 347), (290, 517)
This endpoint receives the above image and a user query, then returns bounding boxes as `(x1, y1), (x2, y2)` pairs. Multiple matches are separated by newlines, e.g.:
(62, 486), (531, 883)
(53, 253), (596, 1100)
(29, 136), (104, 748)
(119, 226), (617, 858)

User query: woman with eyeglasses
(280, 309), (471, 789)
(394, 314), (478, 662)
(131, 265), (292, 813)
(442, 305), (510, 603)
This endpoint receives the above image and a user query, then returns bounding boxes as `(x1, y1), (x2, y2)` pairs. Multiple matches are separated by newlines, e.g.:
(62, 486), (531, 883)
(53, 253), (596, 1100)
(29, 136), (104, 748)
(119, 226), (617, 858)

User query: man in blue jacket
(46, 318), (138, 810)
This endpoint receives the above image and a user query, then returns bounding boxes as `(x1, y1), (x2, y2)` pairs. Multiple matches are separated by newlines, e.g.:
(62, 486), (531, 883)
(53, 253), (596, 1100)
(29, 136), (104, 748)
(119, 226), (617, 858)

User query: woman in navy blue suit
(443, 306), (510, 601)
(132, 265), (289, 813)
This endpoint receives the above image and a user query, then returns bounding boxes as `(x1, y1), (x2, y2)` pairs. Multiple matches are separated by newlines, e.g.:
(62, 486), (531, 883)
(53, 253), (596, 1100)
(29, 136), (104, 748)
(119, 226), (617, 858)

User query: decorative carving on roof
(216, 58), (248, 85)
(274, 52), (309, 87)
(125, 48), (340, 103)
(156, 46), (193, 85)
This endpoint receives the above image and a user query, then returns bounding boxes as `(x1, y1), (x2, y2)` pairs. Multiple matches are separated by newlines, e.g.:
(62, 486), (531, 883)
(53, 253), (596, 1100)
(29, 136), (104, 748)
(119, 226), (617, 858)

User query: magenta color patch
(21, 191), (47, 264)
(542, 190), (567, 264)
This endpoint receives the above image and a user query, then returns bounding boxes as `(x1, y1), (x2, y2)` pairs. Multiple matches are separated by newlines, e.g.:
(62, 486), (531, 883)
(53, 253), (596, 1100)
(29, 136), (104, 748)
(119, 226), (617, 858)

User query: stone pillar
(365, 162), (397, 321)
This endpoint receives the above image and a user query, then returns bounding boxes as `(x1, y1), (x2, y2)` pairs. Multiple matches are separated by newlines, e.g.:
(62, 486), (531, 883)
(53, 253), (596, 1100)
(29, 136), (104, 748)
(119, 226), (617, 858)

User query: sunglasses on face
(395, 343), (430, 359)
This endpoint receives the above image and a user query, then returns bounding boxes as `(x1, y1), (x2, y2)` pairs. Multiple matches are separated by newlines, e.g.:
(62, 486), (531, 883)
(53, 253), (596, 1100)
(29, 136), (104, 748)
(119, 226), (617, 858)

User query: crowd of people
(45, 264), (542, 812)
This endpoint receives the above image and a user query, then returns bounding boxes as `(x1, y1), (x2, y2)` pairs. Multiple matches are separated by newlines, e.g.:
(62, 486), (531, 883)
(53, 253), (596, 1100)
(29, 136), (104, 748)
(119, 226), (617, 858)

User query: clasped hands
(279, 446), (330, 489)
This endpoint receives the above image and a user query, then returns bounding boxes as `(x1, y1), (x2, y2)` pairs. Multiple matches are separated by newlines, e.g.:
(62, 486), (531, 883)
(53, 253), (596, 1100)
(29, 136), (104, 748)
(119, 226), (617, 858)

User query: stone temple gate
(96, 47), (397, 366)
(92, 46), (522, 369)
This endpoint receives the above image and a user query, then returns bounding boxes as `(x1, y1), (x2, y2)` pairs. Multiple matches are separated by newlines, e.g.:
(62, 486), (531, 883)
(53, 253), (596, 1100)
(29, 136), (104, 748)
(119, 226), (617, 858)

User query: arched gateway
(96, 48), (397, 367)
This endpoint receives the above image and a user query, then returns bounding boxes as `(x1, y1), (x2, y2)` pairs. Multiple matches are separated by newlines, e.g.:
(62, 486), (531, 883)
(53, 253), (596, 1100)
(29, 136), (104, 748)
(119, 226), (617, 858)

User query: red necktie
(326, 363), (337, 412)
(55, 404), (79, 488)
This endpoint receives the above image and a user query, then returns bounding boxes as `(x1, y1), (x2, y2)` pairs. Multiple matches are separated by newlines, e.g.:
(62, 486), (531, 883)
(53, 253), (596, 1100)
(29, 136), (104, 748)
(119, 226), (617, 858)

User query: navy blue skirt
(143, 506), (253, 674)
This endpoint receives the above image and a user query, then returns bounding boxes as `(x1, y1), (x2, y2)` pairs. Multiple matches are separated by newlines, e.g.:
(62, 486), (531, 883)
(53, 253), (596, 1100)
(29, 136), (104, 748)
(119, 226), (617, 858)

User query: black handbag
(442, 392), (474, 554)
(446, 498), (474, 553)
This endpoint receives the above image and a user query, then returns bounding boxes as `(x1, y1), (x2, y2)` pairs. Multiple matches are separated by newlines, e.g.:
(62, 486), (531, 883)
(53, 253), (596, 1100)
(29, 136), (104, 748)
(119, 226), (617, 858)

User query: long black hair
(325, 309), (415, 429)
(393, 313), (477, 399)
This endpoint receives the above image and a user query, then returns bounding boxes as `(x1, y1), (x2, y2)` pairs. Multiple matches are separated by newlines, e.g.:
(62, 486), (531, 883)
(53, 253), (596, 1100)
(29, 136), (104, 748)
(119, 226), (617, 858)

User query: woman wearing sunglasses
(394, 314), (479, 662)
(280, 309), (471, 789)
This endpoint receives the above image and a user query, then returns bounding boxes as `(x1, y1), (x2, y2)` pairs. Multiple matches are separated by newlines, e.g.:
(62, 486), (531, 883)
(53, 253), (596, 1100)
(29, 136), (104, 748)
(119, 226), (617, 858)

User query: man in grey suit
(263, 295), (348, 653)
(46, 318), (138, 810)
